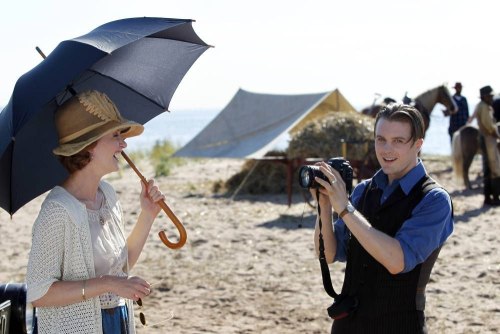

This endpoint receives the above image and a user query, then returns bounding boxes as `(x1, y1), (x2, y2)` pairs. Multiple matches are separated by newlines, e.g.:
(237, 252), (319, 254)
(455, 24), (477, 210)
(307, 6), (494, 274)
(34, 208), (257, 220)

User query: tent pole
(286, 159), (294, 207)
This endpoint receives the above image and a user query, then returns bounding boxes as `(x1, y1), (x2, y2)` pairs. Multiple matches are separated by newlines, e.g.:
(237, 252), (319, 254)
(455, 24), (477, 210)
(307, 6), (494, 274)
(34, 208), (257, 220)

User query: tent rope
(230, 159), (261, 201)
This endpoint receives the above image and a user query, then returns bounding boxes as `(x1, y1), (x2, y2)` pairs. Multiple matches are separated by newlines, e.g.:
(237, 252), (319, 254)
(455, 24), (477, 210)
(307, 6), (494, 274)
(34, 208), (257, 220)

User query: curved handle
(156, 201), (187, 249)
(121, 151), (187, 249)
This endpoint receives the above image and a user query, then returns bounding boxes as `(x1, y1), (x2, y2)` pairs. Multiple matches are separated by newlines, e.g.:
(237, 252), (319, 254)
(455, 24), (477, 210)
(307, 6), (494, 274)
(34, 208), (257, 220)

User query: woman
(26, 90), (165, 333)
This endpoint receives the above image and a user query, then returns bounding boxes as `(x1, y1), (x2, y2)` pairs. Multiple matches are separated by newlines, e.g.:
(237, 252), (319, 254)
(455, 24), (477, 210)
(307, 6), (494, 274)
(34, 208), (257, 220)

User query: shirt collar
(372, 159), (426, 195)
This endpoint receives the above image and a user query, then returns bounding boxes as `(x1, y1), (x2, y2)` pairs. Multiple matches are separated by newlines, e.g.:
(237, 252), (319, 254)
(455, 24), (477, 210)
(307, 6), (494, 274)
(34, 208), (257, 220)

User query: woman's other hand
(106, 275), (151, 301)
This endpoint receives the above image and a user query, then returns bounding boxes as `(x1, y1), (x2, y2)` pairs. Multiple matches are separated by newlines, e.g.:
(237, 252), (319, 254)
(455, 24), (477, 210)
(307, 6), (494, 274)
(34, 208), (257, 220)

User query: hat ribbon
(59, 120), (108, 144)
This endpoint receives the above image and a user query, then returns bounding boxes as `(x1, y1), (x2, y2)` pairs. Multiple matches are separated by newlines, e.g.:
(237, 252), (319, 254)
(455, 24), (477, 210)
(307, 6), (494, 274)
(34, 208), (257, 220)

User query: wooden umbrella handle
(121, 151), (187, 249)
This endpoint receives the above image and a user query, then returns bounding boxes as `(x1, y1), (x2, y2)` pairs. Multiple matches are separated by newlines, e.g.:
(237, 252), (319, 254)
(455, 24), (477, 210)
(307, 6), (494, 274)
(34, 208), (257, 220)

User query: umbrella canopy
(0, 17), (209, 215)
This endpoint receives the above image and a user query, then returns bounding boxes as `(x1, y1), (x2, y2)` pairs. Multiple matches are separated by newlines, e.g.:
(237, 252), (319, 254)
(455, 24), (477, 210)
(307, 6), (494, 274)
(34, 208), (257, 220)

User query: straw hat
(53, 90), (144, 156)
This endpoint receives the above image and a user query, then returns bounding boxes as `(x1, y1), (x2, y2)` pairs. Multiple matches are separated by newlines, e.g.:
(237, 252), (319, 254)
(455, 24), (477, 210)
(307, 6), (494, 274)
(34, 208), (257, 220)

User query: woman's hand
(139, 179), (165, 220)
(106, 275), (152, 302)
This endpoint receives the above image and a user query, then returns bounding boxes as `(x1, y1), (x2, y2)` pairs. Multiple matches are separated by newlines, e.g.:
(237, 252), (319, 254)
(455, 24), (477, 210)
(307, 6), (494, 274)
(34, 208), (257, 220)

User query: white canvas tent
(174, 88), (356, 158)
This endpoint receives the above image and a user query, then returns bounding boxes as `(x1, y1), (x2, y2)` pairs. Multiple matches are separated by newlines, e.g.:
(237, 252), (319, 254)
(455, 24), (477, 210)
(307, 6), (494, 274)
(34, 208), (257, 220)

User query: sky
(1, 0), (499, 113)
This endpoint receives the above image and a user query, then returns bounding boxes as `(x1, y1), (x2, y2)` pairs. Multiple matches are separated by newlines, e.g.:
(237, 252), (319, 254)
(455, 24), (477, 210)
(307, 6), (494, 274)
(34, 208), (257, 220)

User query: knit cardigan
(26, 181), (136, 334)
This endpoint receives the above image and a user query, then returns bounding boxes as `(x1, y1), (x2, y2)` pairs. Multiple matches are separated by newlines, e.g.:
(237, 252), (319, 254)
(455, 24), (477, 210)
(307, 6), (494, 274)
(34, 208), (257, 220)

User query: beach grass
(122, 139), (186, 177)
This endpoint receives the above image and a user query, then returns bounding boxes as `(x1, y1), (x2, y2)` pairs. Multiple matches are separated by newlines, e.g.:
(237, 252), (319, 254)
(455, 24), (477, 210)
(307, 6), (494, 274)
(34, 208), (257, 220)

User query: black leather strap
(317, 188), (339, 299)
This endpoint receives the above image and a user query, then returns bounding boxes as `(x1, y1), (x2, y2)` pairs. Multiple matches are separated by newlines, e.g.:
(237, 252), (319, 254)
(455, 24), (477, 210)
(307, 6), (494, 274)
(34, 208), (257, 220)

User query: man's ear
(415, 138), (424, 151)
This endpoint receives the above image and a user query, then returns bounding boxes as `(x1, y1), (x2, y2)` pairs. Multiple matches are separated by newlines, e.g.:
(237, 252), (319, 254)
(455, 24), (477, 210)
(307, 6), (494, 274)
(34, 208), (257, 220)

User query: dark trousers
(331, 310), (427, 334)
(479, 136), (494, 200)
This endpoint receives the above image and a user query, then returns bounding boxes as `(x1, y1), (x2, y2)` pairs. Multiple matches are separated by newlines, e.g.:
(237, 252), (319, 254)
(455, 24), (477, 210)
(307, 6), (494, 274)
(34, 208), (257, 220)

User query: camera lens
(299, 165), (325, 188)
(297, 158), (353, 192)
(298, 166), (313, 188)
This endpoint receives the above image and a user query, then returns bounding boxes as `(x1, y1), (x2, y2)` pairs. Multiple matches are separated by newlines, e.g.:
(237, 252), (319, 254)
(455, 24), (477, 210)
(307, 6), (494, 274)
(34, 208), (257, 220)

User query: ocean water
(124, 108), (453, 156)
(422, 111), (452, 156)
(126, 109), (221, 151)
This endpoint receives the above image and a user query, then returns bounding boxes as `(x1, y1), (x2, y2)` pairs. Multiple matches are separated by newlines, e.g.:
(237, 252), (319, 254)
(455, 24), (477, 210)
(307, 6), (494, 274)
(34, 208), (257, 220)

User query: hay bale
(219, 151), (290, 195)
(287, 111), (378, 167)
(218, 112), (380, 195)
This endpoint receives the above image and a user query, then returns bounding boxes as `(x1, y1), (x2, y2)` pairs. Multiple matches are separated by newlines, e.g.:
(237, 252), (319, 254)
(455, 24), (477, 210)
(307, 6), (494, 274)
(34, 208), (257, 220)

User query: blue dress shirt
(333, 160), (454, 273)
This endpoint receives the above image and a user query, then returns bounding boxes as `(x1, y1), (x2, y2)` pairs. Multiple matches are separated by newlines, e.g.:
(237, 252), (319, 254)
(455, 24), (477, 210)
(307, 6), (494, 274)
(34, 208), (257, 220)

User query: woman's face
(90, 130), (127, 175)
(375, 118), (423, 184)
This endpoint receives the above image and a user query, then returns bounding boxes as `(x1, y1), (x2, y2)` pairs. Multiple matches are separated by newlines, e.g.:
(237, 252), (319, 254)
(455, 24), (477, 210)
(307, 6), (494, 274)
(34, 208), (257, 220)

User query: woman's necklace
(82, 190), (109, 225)
(97, 199), (111, 226)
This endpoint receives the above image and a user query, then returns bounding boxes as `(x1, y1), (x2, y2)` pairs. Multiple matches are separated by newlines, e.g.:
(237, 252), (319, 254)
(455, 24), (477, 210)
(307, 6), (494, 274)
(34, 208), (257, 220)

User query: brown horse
(452, 123), (500, 189)
(361, 85), (457, 134)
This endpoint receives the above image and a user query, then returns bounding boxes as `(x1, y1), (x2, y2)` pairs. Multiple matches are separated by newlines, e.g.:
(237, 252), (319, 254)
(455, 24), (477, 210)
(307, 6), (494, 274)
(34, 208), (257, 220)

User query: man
(448, 82), (469, 142)
(313, 103), (454, 333)
(474, 85), (500, 206)
(492, 95), (500, 125)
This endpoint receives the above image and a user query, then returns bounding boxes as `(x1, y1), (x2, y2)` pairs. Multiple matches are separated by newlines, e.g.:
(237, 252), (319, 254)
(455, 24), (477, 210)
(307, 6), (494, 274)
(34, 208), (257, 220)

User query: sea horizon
(0, 104), (453, 156)
(126, 108), (453, 156)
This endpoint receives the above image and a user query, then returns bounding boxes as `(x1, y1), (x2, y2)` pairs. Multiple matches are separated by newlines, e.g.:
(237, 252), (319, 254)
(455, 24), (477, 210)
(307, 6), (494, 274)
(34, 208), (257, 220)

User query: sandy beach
(0, 154), (498, 333)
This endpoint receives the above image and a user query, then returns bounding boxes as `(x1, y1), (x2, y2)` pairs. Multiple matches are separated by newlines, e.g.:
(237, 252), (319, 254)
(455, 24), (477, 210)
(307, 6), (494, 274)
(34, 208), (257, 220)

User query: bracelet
(82, 280), (87, 301)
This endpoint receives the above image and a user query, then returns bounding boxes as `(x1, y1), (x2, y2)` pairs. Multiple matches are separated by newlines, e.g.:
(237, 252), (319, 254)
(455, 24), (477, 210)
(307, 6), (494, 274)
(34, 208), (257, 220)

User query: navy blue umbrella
(0, 17), (209, 246)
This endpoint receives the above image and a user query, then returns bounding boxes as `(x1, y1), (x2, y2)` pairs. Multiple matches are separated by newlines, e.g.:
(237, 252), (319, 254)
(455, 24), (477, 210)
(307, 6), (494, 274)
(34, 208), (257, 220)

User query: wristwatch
(339, 202), (355, 219)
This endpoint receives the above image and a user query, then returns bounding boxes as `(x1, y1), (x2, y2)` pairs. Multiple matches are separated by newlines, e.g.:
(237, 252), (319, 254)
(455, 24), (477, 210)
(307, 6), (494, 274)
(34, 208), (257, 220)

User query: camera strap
(316, 188), (339, 299)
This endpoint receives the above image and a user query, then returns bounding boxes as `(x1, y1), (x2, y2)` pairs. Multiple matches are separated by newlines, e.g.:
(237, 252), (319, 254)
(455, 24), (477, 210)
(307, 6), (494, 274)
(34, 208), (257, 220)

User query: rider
(474, 85), (500, 206)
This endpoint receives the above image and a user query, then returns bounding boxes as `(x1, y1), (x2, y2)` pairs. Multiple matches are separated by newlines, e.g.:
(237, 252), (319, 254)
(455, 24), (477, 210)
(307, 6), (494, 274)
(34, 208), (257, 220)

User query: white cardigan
(26, 181), (135, 334)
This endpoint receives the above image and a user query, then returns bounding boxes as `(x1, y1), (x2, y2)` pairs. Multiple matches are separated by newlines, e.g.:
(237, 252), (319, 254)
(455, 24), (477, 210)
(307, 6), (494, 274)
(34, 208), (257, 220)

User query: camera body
(298, 157), (353, 194)
(327, 294), (359, 319)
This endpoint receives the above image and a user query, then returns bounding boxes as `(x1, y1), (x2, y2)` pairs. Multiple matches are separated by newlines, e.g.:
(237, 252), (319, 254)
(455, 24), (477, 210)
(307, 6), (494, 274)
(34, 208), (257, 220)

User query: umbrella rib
(9, 141), (14, 216)
(84, 70), (167, 111)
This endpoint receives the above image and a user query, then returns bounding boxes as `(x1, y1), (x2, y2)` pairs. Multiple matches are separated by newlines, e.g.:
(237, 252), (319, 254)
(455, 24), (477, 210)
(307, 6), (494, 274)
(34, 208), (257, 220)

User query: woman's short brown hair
(57, 142), (97, 173)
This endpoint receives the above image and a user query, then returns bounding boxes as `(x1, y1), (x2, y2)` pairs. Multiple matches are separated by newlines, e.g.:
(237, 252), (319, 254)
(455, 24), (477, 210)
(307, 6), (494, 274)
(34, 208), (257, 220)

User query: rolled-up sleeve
(396, 188), (454, 273)
(26, 201), (68, 302)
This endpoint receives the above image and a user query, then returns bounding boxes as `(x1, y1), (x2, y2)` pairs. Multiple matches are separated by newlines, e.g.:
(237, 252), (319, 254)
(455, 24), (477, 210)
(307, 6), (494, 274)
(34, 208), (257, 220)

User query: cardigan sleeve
(26, 200), (70, 302)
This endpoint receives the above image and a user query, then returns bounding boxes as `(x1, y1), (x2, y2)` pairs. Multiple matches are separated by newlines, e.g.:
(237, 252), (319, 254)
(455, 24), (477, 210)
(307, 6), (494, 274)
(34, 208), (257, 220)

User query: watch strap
(339, 203), (353, 219)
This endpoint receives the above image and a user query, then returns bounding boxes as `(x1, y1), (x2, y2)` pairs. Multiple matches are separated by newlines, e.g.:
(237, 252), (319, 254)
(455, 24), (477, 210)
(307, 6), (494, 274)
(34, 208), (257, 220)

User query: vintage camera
(298, 157), (353, 194)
